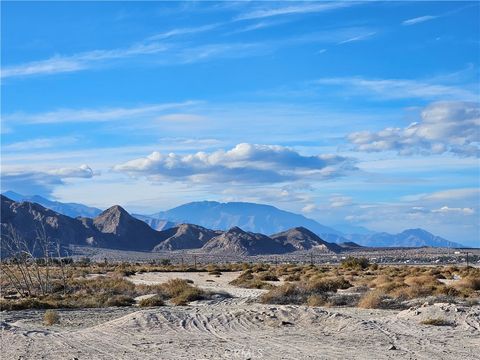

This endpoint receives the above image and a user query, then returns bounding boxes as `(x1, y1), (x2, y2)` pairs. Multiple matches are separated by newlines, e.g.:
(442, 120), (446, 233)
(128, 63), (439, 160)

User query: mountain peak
(227, 226), (246, 234)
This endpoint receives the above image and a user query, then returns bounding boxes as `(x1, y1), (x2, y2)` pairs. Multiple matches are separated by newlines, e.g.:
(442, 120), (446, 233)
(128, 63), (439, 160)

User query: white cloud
(114, 143), (357, 184)
(338, 32), (376, 44)
(402, 15), (437, 26)
(1, 165), (96, 197)
(302, 204), (317, 213)
(314, 77), (477, 101)
(348, 101), (480, 157)
(2, 136), (78, 151)
(4, 101), (198, 124)
(329, 195), (353, 208)
(432, 206), (475, 215)
(235, 2), (356, 21)
(1, 42), (169, 78)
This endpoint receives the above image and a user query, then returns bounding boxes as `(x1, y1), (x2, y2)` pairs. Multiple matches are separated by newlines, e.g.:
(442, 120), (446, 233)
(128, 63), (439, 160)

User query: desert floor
(1, 271), (479, 360)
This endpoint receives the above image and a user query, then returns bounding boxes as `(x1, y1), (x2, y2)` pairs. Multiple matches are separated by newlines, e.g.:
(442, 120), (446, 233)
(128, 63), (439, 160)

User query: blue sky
(1, 1), (479, 246)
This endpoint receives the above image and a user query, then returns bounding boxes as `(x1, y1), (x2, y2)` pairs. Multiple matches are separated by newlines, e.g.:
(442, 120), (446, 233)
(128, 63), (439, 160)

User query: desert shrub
(160, 278), (205, 305)
(170, 287), (204, 306)
(421, 318), (454, 326)
(284, 274), (301, 282)
(341, 257), (370, 270)
(105, 295), (135, 307)
(306, 277), (352, 292)
(230, 271), (274, 289)
(456, 277), (480, 291)
(307, 295), (327, 307)
(0, 299), (55, 311)
(260, 283), (301, 305)
(208, 270), (222, 276)
(138, 295), (165, 307)
(257, 273), (279, 281)
(261, 277), (351, 305)
(44, 310), (60, 325)
(358, 290), (385, 309)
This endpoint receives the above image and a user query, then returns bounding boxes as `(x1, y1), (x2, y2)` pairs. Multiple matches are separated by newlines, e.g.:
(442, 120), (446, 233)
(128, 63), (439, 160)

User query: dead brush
(44, 309), (60, 325)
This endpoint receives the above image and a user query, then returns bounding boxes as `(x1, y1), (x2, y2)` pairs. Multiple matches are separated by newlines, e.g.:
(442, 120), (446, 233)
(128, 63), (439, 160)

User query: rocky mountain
(133, 214), (176, 231)
(0, 195), (103, 256)
(150, 201), (341, 236)
(153, 224), (222, 251)
(270, 227), (341, 253)
(2, 191), (102, 218)
(202, 226), (289, 255)
(91, 206), (164, 251)
(1, 196), (165, 254)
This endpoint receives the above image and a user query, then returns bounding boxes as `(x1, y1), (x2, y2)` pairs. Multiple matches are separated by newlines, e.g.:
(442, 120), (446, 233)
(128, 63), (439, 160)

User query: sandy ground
(1, 271), (479, 360)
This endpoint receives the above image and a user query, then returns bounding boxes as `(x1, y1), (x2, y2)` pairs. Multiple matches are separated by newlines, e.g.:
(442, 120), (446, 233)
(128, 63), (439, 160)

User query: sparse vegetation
(421, 318), (454, 326)
(138, 295), (165, 307)
(44, 310), (60, 325)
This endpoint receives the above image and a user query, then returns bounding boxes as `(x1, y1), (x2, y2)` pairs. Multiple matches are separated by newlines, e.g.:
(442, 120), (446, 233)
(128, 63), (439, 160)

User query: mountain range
(0, 195), (345, 256)
(1, 192), (464, 248)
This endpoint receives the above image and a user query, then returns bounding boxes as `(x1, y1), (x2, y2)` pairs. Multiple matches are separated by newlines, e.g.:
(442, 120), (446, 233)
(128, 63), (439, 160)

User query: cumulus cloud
(114, 143), (356, 184)
(1, 165), (95, 197)
(348, 101), (480, 157)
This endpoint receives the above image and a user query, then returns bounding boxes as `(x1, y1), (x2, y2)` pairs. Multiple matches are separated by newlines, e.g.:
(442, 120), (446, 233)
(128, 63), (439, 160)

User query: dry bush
(284, 274), (300, 282)
(230, 270), (274, 289)
(138, 295), (165, 307)
(358, 290), (385, 309)
(456, 277), (480, 291)
(160, 278), (205, 305)
(421, 318), (454, 326)
(44, 310), (60, 325)
(307, 295), (327, 307)
(105, 295), (135, 307)
(341, 256), (370, 270)
(257, 272), (279, 281)
(260, 277), (352, 305)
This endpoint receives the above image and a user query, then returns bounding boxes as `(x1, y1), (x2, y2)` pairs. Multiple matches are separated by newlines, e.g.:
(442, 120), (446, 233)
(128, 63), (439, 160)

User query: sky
(1, 1), (479, 246)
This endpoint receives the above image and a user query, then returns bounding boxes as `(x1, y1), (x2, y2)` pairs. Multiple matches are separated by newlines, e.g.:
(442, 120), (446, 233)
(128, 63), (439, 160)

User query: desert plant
(357, 290), (385, 309)
(44, 309), (60, 325)
(421, 318), (453, 326)
(341, 256), (370, 270)
(138, 295), (165, 307)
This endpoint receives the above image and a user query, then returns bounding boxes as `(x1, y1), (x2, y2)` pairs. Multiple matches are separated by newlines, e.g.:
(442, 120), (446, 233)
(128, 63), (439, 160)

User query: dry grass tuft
(138, 295), (165, 307)
(421, 318), (454, 326)
(357, 290), (385, 309)
(44, 310), (60, 325)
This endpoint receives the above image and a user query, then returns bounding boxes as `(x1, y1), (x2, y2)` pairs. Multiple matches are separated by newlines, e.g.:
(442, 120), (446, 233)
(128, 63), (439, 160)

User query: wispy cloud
(338, 31), (376, 44)
(235, 2), (357, 21)
(1, 42), (169, 79)
(4, 101), (199, 124)
(313, 76), (478, 101)
(402, 15), (437, 26)
(146, 23), (221, 41)
(2, 136), (78, 151)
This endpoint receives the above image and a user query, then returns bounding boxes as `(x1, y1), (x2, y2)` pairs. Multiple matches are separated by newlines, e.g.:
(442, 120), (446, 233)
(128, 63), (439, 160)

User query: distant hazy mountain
(151, 201), (341, 236)
(2, 191), (102, 218)
(346, 229), (464, 248)
(133, 214), (176, 231)
(271, 227), (341, 253)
